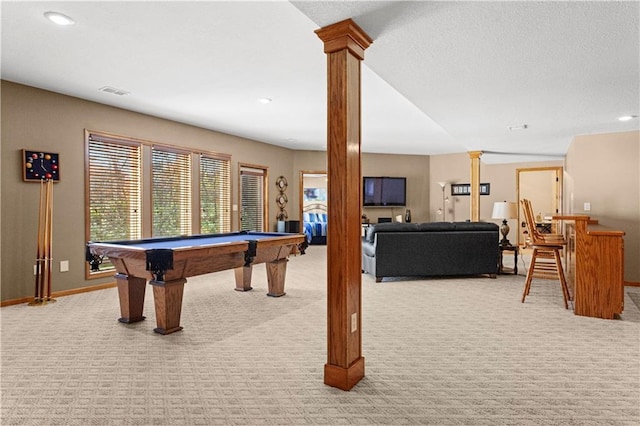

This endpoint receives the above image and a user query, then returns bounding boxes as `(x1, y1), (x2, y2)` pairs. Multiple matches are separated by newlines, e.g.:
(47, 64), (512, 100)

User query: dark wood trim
(238, 163), (269, 232)
(299, 170), (327, 228)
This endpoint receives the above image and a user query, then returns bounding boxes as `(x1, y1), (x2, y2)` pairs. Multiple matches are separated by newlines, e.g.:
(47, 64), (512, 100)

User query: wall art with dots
(22, 150), (60, 182)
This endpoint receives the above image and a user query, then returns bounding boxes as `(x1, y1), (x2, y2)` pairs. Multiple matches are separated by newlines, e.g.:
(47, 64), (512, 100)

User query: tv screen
(363, 177), (406, 207)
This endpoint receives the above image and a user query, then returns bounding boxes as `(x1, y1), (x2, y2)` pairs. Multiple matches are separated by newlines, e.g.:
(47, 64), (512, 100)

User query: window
(239, 165), (267, 232)
(87, 135), (142, 242)
(200, 155), (231, 233)
(86, 130), (232, 277)
(152, 147), (191, 237)
(86, 133), (141, 272)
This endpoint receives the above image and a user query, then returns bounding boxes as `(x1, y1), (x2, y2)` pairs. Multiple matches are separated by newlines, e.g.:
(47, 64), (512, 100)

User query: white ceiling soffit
(1, 1), (456, 157)
(2, 1), (639, 164)
(292, 0), (640, 163)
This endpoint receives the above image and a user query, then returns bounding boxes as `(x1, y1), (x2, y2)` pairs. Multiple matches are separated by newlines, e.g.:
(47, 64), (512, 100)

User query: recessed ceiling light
(44, 11), (75, 26)
(508, 124), (528, 131)
(258, 97), (272, 104)
(618, 115), (637, 121)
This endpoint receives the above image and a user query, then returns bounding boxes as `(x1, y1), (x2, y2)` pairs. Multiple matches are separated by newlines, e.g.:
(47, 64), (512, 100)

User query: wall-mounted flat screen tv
(363, 176), (406, 207)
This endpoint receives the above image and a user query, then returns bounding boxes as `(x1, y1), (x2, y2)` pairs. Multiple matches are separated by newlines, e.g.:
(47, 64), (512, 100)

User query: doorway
(299, 170), (328, 245)
(516, 167), (562, 246)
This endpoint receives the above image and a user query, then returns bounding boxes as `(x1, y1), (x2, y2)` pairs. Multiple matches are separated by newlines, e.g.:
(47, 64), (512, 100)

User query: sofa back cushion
(450, 222), (498, 232)
(365, 223), (419, 242)
(365, 221), (498, 242)
(415, 222), (457, 232)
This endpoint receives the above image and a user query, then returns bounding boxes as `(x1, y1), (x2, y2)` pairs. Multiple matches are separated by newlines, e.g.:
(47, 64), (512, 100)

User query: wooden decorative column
(315, 19), (372, 391)
(469, 151), (483, 221)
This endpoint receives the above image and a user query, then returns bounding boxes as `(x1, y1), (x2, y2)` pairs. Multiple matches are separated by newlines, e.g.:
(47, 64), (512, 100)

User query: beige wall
(1, 82), (432, 301)
(428, 153), (471, 222)
(429, 153), (563, 226)
(361, 153), (430, 223)
(565, 131), (640, 282)
(3, 81), (637, 302)
(293, 151), (430, 223)
(1, 81), (295, 300)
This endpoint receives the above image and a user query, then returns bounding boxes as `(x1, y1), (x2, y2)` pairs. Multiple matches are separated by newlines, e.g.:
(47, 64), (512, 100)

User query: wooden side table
(498, 244), (519, 275)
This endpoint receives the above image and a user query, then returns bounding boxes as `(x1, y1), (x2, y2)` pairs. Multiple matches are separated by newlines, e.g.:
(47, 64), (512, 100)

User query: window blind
(87, 137), (142, 242)
(200, 155), (231, 233)
(152, 147), (192, 236)
(240, 168), (265, 232)
(87, 136), (142, 272)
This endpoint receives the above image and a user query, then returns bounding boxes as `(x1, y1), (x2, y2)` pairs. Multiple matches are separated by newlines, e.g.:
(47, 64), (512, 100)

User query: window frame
(238, 163), (268, 232)
(85, 131), (143, 279)
(85, 129), (232, 279)
(199, 153), (232, 234)
(151, 145), (192, 237)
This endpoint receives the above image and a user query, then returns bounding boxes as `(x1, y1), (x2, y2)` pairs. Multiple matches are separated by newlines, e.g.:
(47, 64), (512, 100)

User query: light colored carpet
(628, 291), (640, 312)
(1, 246), (639, 425)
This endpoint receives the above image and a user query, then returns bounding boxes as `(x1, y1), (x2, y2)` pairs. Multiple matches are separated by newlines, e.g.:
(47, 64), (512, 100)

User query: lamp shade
(492, 201), (517, 219)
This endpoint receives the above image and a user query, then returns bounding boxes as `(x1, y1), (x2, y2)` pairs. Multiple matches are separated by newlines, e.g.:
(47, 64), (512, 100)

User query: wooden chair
(520, 199), (570, 309)
(521, 199), (564, 243)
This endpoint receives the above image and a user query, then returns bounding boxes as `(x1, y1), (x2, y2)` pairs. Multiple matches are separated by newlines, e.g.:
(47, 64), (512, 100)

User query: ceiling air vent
(98, 86), (130, 96)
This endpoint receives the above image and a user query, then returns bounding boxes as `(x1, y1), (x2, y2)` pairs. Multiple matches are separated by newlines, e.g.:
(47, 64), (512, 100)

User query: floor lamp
(437, 182), (447, 221)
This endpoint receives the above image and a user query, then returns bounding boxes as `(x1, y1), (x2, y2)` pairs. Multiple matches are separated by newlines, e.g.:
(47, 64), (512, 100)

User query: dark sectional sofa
(362, 221), (499, 282)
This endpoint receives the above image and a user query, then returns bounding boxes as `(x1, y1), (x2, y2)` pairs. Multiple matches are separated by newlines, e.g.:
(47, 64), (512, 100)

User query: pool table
(86, 231), (306, 334)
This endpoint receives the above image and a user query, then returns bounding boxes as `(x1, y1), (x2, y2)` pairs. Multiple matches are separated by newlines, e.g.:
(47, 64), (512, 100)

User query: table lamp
(492, 201), (518, 246)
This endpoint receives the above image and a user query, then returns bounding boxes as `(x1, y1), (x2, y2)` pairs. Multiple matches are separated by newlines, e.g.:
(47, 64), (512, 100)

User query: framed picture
(23, 150), (60, 182)
(451, 184), (469, 195)
(451, 183), (490, 196)
(303, 187), (327, 201)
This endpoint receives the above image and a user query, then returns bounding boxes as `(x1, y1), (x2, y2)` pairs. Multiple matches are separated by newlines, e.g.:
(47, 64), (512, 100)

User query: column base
(324, 357), (365, 391)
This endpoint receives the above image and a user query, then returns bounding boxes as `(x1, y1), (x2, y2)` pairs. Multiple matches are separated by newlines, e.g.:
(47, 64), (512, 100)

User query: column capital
(315, 18), (373, 60)
(468, 150), (483, 159)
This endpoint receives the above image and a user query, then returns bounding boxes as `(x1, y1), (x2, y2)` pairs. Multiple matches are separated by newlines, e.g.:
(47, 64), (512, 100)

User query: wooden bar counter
(554, 215), (625, 319)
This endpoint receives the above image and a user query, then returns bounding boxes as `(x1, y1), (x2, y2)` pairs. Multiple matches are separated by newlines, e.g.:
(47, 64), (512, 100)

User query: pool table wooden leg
(115, 273), (146, 324)
(150, 278), (186, 334)
(234, 266), (253, 292)
(266, 258), (288, 297)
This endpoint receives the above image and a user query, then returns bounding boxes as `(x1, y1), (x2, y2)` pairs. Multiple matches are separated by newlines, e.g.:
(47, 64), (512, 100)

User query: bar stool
(520, 199), (570, 309)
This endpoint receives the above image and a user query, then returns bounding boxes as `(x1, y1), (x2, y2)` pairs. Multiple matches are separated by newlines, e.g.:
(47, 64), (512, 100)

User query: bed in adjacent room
(303, 203), (327, 245)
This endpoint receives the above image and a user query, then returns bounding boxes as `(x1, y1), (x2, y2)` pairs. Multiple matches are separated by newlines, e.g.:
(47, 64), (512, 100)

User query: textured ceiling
(2, 1), (638, 164)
